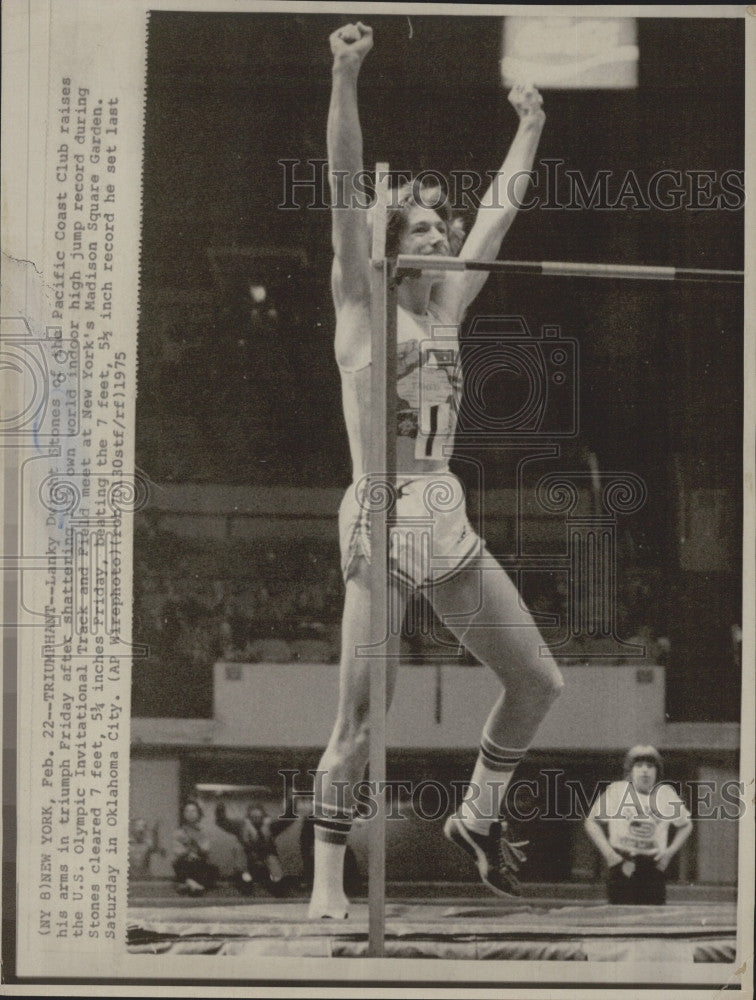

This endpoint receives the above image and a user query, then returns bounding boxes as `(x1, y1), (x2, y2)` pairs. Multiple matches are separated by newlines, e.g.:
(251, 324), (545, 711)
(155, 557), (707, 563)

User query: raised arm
(327, 22), (373, 308)
(214, 800), (244, 840)
(434, 84), (545, 323)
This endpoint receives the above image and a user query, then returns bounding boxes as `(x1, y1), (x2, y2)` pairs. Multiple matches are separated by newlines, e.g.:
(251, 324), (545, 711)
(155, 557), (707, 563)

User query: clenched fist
(330, 22), (373, 70)
(508, 83), (545, 126)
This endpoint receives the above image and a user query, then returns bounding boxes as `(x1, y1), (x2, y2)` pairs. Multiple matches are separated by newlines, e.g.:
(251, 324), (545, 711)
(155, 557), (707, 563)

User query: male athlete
(585, 745), (692, 905)
(309, 21), (563, 919)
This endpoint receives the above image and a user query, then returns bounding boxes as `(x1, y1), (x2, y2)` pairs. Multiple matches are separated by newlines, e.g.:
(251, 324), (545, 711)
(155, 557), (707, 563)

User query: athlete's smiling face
(400, 205), (450, 253)
(400, 205), (450, 282)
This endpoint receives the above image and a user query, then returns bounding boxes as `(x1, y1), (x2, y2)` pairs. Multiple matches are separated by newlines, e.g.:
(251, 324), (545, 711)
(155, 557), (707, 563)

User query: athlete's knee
(540, 656), (564, 703)
(524, 650), (564, 705)
(548, 664), (565, 702)
(330, 708), (371, 762)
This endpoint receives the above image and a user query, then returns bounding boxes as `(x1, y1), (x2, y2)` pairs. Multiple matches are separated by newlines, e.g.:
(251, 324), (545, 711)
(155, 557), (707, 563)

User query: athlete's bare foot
(307, 894), (350, 920)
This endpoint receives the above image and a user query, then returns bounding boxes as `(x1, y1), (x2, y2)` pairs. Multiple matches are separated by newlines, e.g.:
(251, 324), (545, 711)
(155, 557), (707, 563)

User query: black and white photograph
(127, 4), (748, 972)
(1, 2), (753, 995)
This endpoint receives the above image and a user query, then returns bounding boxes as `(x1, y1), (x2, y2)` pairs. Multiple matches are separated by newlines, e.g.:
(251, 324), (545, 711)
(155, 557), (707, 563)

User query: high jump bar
(396, 254), (744, 284)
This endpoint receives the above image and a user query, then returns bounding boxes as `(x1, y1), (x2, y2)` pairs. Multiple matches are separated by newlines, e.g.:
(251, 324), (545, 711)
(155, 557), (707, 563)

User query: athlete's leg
(432, 552), (562, 743)
(309, 556), (410, 918)
(429, 552), (563, 893)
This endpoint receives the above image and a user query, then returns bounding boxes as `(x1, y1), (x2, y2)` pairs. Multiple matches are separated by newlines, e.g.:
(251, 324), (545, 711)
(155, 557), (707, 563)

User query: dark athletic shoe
(444, 814), (528, 897)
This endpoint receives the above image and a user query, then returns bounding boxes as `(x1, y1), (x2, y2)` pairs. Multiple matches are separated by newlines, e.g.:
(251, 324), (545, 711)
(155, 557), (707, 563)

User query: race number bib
(396, 339), (461, 461)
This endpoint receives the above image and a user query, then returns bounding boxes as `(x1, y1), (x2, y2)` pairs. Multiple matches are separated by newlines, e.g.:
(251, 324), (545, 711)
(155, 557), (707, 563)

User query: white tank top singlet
(338, 303), (462, 481)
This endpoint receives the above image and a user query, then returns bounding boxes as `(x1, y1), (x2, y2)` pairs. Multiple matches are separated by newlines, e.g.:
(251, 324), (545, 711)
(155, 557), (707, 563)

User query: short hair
(623, 745), (663, 780)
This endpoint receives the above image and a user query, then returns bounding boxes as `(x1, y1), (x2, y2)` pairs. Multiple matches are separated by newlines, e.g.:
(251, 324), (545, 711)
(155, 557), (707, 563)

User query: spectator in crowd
(584, 745), (692, 905)
(129, 817), (164, 878)
(214, 798), (288, 895)
(172, 800), (219, 896)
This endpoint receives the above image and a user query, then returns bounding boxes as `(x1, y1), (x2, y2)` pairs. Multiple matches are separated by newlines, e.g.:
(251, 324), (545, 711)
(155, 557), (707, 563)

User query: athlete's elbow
(334, 334), (368, 371)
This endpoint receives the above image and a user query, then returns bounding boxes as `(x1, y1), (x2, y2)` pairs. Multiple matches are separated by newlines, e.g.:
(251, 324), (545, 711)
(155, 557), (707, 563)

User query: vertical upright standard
(367, 163), (398, 957)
